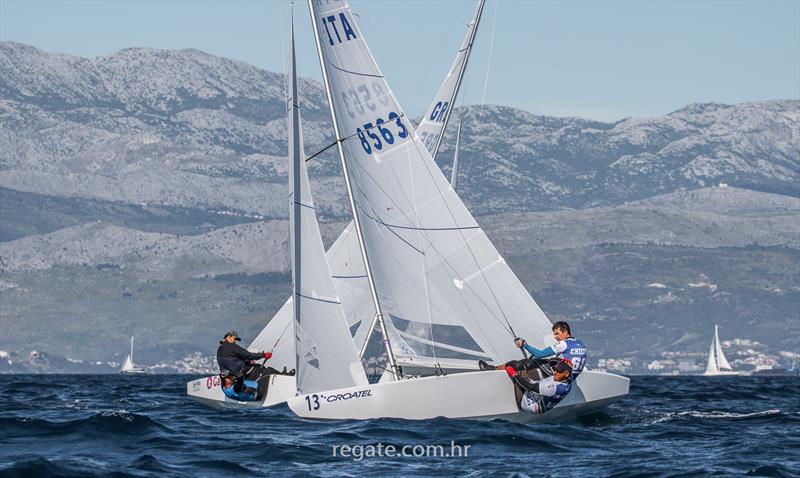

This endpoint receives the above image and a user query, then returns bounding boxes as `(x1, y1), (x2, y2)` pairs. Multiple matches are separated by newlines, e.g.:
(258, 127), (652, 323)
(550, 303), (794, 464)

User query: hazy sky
(2, 0), (798, 121)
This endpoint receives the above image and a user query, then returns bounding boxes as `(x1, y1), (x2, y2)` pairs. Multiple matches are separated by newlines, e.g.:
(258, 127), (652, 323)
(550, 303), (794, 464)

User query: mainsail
(250, 1), (486, 361)
(308, 0), (553, 368)
(287, 16), (367, 394)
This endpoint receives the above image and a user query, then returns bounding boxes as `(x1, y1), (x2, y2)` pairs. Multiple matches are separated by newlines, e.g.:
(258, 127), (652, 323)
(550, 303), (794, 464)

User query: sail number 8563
(356, 112), (408, 155)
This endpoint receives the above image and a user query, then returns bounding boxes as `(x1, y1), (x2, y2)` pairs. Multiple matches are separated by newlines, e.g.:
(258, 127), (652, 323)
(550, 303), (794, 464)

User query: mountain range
(0, 42), (797, 368)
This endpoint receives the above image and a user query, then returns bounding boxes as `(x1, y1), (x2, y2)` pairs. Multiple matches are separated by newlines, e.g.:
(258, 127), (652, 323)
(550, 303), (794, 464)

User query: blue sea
(1, 375), (798, 477)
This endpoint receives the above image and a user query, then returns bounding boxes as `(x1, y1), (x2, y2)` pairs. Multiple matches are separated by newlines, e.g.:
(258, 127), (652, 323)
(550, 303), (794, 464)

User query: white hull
(288, 370), (628, 422)
(120, 368), (147, 374)
(187, 374), (296, 410)
(703, 370), (741, 376)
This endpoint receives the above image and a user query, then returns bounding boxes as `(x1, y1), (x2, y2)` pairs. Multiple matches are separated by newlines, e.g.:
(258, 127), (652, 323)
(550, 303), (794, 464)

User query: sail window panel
(388, 315), (486, 356)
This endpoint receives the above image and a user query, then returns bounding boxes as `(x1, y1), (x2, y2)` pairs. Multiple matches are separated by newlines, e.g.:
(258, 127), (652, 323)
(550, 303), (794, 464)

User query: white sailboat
(286, 0), (628, 422)
(245, 0), (490, 386)
(704, 325), (739, 376)
(188, 0), (520, 408)
(119, 336), (146, 374)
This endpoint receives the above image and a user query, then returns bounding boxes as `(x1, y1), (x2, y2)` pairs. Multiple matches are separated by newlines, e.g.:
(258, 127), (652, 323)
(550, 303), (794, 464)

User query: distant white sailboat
(120, 336), (146, 374)
(704, 325), (739, 376)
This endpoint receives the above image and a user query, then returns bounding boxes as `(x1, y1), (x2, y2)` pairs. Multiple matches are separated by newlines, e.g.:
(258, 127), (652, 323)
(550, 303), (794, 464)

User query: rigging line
(294, 200), (315, 210)
(269, 319), (292, 353)
(477, 0), (497, 121)
(279, 5), (288, 104)
(405, 1), (464, 116)
(464, 0), (498, 192)
(296, 292), (342, 305)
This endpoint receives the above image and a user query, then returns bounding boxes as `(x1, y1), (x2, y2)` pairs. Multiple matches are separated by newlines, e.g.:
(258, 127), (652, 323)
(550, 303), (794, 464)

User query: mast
(130, 336), (134, 364)
(450, 118), (463, 188)
(430, 0), (486, 162)
(289, 6), (302, 379)
(307, 0), (401, 380)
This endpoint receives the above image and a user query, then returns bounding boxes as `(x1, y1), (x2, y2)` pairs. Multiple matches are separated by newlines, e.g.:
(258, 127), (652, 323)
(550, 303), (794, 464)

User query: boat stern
(186, 374), (297, 409)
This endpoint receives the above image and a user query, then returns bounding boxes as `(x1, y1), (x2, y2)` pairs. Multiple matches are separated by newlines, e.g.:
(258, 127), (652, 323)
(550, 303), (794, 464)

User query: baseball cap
(224, 330), (241, 341)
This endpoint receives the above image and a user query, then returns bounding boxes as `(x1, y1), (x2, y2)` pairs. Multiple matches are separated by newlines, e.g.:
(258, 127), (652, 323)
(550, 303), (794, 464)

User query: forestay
(416, 0), (485, 160)
(309, 0), (553, 366)
(287, 18), (367, 394)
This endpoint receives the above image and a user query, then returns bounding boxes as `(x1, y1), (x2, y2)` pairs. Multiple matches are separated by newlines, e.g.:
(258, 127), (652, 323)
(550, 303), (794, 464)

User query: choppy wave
(1, 375), (798, 477)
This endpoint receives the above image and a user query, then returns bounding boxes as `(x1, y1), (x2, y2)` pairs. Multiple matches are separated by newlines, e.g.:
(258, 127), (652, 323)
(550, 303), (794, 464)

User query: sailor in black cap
(215, 330), (293, 401)
(216, 330), (272, 378)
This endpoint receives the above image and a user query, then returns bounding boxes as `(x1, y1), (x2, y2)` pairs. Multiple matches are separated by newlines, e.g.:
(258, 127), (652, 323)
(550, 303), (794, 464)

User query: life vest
(221, 379), (259, 401)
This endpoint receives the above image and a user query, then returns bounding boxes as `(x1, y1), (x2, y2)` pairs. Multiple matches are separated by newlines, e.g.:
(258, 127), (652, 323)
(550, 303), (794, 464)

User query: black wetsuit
(216, 341), (264, 376)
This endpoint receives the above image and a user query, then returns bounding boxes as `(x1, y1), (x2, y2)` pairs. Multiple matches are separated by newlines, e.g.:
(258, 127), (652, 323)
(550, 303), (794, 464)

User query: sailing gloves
(514, 337), (526, 348)
(263, 352), (273, 360)
(505, 366), (518, 377)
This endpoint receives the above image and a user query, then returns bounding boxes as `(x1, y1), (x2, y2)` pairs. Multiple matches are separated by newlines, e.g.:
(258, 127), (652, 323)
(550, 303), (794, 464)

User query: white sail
(287, 17), (368, 394)
(250, 2), (484, 360)
(705, 325), (735, 375)
(308, 0), (553, 367)
(416, 0), (485, 160)
(714, 325), (733, 370)
(120, 354), (134, 372)
(249, 299), (295, 371)
(120, 336), (145, 373)
(705, 336), (717, 374)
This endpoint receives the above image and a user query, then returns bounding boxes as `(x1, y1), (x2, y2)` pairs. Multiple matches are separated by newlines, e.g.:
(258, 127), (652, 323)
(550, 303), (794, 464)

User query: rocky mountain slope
(2, 42), (797, 218)
(0, 42), (797, 365)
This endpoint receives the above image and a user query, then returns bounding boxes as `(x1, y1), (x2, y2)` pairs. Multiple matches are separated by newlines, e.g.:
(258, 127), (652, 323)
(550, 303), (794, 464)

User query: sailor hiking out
(216, 330), (293, 401)
(480, 321), (587, 382)
(506, 360), (573, 414)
